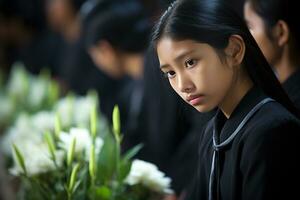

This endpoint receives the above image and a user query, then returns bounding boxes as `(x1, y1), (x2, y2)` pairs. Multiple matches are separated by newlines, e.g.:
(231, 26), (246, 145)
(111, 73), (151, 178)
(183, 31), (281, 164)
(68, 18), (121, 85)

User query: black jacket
(187, 86), (300, 200)
(283, 69), (300, 111)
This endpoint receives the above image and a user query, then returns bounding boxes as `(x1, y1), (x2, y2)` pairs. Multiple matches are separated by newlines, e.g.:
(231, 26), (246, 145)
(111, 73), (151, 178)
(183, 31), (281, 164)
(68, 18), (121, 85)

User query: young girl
(152, 0), (300, 199)
(244, 0), (300, 110)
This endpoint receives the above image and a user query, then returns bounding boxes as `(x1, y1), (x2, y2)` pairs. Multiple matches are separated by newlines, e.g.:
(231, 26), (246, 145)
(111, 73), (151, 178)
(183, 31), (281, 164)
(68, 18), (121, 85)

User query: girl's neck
(275, 46), (300, 83)
(219, 71), (254, 119)
(275, 51), (299, 83)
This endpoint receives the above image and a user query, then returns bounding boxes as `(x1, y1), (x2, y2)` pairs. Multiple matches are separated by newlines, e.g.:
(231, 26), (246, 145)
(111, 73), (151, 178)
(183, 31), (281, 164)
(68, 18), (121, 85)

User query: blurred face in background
(89, 41), (125, 79)
(45, 0), (77, 32)
(89, 40), (144, 80)
(244, 2), (281, 68)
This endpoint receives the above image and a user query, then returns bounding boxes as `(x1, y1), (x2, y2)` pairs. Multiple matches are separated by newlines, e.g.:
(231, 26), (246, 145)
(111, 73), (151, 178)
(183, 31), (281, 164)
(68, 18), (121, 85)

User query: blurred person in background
(85, 0), (153, 137)
(244, 0), (300, 110)
(45, 0), (129, 121)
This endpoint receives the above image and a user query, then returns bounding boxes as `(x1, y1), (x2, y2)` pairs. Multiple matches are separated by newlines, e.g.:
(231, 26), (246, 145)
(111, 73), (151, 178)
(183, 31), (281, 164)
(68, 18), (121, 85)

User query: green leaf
(118, 144), (143, 182)
(112, 105), (121, 143)
(12, 143), (27, 175)
(44, 131), (56, 162)
(68, 163), (80, 193)
(72, 180), (81, 194)
(67, 138), (76, 167)
(55, 112), (61, 138)
(119, 159), (132, 181)
(96, 133), (117, 183)
(90, 103), (97, 140)
(48, 80), (59, 106)
(89, 144), (96, 181)
(123, 144), (143, 161)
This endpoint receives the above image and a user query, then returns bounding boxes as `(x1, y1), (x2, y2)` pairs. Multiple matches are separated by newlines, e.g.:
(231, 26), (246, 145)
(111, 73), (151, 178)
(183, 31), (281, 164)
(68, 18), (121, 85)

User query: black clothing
(187, 86), (300, 200)
(283, 69), (300, 111)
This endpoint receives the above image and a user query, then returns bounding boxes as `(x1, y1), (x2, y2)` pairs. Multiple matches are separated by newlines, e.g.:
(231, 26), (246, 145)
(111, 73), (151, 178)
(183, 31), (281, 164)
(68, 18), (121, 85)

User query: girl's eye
(163, 71), (176, 79)
(185, 59), (197, 68)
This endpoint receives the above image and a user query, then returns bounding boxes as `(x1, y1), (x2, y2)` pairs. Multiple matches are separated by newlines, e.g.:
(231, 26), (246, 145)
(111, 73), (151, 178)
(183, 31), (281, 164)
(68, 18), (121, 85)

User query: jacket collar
(213, 86), (267, 143)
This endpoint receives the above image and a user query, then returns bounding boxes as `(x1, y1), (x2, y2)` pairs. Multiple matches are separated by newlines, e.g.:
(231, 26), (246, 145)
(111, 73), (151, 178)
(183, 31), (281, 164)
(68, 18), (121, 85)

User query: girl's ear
(273, 20), (289, 47)
(224, 35), (246, 67)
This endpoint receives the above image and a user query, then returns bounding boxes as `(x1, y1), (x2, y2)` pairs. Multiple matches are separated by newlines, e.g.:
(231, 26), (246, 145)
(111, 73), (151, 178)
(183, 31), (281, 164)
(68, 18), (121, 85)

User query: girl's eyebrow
(160, 49), (196, 69)
(174, 49), (196, 63)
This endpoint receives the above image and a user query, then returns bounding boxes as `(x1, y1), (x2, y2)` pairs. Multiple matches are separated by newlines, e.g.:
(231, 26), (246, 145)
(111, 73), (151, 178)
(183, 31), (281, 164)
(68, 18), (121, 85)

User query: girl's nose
(177, 74), (194, 93)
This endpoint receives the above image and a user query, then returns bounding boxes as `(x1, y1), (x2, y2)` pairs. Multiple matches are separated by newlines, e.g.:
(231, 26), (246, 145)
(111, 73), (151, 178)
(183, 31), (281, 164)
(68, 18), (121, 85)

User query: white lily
(125, 159), (174, 194)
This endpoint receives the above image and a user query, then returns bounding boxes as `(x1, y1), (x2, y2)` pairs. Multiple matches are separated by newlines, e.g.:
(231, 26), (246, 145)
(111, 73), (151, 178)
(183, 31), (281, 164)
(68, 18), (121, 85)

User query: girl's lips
(187, 95), (205, 106)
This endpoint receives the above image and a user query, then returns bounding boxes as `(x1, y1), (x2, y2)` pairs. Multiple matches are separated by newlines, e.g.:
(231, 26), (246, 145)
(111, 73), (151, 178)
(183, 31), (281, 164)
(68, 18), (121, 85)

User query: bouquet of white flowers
(1, 66), (174, 200)
(7, 104), (173, 200)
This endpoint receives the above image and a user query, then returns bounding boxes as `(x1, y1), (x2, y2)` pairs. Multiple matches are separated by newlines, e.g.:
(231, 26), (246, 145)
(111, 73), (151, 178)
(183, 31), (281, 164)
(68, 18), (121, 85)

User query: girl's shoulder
(242, 101), (300, 141)
(250, 101), (299, 129)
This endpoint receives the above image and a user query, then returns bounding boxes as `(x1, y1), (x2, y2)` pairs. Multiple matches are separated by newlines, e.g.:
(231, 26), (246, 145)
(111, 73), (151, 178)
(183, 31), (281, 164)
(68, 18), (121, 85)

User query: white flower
(59, 128), (103, 160)
(55, 95), (98, 129)
(10, 142), (64, 176)
(1, 111), (56, 156)
(30, 111), (55, 132)
(7, 63), (29, 98)
(1, 114), (41, 156)
(27, 78), (48, 108)
(0, 95), (15, 121)
(125, 159), (174, 194)
(73, 96), (96, 128)
(55, 98), (73, 128)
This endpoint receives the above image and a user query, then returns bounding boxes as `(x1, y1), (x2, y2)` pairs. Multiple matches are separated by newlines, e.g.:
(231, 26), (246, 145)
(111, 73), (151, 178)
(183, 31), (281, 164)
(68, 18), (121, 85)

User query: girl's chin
(193, 104), (216, 113)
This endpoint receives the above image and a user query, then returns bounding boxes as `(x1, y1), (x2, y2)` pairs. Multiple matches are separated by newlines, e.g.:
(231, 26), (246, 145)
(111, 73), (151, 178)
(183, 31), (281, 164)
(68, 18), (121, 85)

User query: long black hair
(152, 0), (299, 118)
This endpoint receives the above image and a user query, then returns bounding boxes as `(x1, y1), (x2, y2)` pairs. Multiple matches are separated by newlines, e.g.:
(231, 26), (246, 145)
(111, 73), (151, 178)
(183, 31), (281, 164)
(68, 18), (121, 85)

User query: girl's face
(244, 2), (280, 67)
(157, 38), (235, 112)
